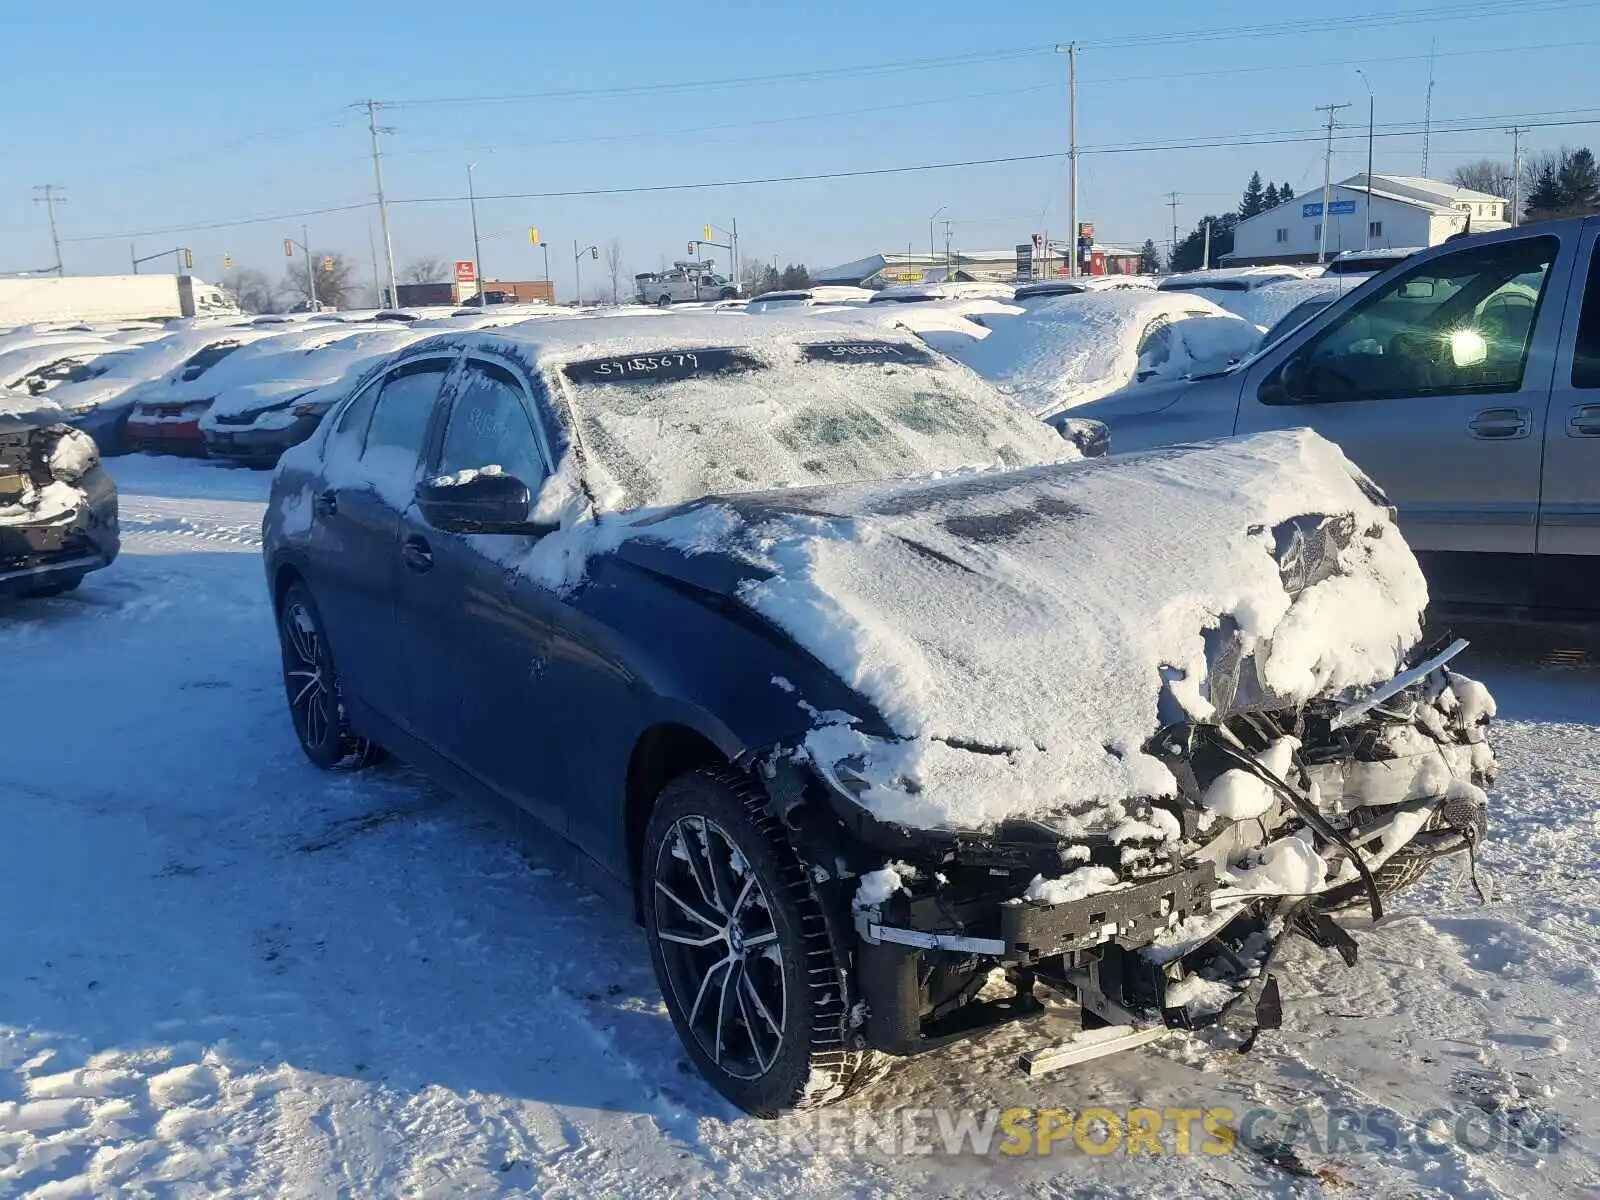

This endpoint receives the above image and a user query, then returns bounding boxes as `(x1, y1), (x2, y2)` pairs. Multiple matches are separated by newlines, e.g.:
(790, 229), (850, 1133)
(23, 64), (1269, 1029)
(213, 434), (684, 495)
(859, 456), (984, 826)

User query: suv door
(1537, 221), (1600, 612)
(305, 356), (452, 721)
(1234, 231), (1570, 606)
(394, 357), (569, 835)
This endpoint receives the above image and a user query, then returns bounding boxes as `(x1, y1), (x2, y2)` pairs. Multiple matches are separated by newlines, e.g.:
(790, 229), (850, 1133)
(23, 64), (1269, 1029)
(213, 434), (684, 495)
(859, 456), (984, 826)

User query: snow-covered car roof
(45, 327), (277, 414)
(907, 290), (1256, 416)
(868, 281), (1017, 304)
(0, 339), (120, 389)
(1013, 276), (1155, 300)
(1222, 275), (1360, 330)
(1158, 266), (1310, 292)
(137, 324), (380, 407)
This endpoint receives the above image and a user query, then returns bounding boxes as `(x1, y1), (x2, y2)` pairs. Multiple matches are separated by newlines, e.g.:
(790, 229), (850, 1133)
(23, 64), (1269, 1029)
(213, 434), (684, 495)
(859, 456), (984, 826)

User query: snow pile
(724, 428), (1427, 831)
(854, 861), (917, 910)
(46, 426), (98, 481)
(1218, 834), (1329, 899)
(1020, 865), (1125, 905)
(1201, 737), (1299, 820)
(914, 291), (1254, 417)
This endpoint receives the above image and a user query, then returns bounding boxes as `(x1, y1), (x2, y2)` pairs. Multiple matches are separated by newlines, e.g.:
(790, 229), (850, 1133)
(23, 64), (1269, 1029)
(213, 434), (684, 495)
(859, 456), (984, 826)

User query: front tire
(21, 573), (84, 598)
(657, 294), (672, 307)
(643, 767), (887, 1116)
(277, 581), (383, 771)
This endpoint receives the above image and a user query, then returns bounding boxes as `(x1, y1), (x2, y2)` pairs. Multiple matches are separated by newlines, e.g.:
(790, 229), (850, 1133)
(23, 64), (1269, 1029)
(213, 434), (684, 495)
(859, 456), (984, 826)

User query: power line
(56, 111), (1600, 244)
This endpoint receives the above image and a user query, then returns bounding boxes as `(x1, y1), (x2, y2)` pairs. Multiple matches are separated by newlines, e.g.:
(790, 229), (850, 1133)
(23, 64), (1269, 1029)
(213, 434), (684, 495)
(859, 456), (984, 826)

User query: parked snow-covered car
(917, 290), (1262, 417)
(202, 326), (441, 466)
(0, 392), (118, 597)
(0, 339), (121, 395)
(263, 313), (1494, 1116)
(1013, 275), (1155, 300)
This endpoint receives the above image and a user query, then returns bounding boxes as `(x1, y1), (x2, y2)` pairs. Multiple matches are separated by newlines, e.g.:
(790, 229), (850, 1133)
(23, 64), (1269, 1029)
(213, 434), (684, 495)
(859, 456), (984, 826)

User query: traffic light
(183, 249), (194, 268)
(703, 224), (712, 241)
(528, 227), (540, 246)
(222, 253), (232, 269)
(284, 238), (294, 257)
(687, 241), (695, 255)
(590, 245), (599, 259)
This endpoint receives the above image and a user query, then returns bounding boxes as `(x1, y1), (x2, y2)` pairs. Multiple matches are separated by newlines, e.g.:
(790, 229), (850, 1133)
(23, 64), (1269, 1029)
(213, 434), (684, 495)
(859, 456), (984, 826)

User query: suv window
(1574, 239), (1600, 389)
(363, 360), (449, 460)
(437, 362), (548, 486)
(1271, 235), (1558, 404)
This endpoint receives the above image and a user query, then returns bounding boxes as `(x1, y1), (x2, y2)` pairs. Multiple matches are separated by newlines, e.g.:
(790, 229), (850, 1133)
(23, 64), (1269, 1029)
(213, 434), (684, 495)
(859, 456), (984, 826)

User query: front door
(304, 356), (452, 721)
(1235, 231), (1571, 606)
(1537, 223), (1600, 612)
(394, 357), (569, 835)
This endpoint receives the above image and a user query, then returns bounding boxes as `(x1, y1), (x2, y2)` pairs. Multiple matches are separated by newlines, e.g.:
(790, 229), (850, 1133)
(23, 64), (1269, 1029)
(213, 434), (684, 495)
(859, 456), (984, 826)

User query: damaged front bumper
(770, 637), (1496, 1061)
(0, 462), (119, 597)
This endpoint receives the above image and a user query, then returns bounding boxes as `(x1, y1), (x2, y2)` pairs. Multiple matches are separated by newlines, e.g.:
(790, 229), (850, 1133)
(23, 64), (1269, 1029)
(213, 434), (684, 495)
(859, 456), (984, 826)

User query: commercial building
(1226, 174), (1510, 265)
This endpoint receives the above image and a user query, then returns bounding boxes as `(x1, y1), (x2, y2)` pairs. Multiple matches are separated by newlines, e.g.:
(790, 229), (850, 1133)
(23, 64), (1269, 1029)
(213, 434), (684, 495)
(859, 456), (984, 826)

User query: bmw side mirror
(415, 471), (551, 535)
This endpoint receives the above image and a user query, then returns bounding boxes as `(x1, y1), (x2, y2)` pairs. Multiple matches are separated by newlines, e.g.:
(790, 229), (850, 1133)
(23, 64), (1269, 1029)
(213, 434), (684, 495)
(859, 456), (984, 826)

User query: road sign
(1078, 222), (1094, 240)
(454, 259), (477, 283)
(1016, 243), (1034, 277)
(528, 227), (540, 245)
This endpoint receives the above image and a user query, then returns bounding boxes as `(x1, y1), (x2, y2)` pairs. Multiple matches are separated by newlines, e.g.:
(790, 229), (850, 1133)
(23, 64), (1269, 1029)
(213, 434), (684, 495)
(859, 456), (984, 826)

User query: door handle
(1466, 407), (1530, 439)
(1570, 404), (1600, 437)
(314, 488), (338, 516)
(401, 535), (434, 573)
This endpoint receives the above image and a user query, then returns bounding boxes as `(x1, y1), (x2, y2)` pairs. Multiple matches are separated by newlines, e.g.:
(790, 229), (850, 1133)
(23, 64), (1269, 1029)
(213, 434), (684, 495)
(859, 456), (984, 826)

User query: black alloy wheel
(277, 581), (382, 770)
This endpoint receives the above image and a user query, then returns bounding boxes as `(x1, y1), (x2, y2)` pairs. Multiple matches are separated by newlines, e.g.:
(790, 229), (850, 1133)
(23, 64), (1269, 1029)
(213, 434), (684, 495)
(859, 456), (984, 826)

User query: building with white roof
(1226, 173), (1509, 265)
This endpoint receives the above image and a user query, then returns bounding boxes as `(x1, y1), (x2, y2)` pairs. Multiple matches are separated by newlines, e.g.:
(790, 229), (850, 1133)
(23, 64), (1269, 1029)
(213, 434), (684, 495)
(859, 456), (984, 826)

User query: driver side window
(1268, 235), (1558, 404)
(436, 361), (549, 488)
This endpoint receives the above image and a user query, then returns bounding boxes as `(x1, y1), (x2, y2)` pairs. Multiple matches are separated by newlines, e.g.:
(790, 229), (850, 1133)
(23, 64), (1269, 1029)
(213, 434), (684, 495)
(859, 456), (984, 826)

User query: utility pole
(1421, 40), (1436, 177)
(943, 219), (954, 279)
(303, 225), (317, 311)
(1357, 69), (1375, 249)
(365, 100), (399, 308)
(1507, 125), (1526, 226)
(130, 243), (138, 274)
(1166, 192), (1180, 266)
(927, 205), (946, 277)
(367, 218), (381, 307)
(467, 162), (485, 306)
(1055, 43), (1079, 277)
(32, 185), (65, 276)
(1315, 103), (1351, 264)
(1201, 219), (1212, 271)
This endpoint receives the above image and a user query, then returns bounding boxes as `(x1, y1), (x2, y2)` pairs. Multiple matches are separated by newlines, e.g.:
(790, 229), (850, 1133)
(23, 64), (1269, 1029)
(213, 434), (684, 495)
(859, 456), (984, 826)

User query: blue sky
(1, 1), (1595, 296)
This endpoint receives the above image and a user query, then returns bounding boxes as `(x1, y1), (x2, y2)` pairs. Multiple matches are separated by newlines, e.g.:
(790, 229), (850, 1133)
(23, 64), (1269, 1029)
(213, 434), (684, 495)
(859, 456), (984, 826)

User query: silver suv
(1071, 217), (1600, 620)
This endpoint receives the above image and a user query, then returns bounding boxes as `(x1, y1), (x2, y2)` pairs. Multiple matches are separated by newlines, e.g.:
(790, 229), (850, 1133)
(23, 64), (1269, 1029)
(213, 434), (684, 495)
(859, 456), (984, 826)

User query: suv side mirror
(416, 471), (550, 535)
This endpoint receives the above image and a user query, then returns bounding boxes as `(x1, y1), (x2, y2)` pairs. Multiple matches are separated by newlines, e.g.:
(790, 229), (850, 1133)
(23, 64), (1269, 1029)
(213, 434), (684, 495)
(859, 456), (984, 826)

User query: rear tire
(657, 294), (672, 307)
(277, 581), (384, 771)
(643, 767), (887, 1117)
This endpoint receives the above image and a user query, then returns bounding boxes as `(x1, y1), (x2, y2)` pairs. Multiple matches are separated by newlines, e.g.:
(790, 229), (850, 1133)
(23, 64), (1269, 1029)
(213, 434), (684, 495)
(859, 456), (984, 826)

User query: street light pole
(1357, 70), (1375, 250)
(927, 206), (946, 280)
(468, 162), (485, 306)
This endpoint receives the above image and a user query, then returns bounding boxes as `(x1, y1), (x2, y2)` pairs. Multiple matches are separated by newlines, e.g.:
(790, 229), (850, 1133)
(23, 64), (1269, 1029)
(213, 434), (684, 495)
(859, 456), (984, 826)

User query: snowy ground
(1, 455), (1595, 1198)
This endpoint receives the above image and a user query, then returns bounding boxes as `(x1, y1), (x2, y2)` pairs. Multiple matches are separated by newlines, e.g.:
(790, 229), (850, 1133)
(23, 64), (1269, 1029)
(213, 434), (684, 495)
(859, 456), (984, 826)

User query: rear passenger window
(1573, 242), (1600, 389)
(364, 362), (448, 459)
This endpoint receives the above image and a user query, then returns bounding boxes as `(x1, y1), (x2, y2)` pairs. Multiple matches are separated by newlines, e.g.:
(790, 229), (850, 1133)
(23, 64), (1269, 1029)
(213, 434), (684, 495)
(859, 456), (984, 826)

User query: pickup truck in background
(0, 274), (238, 326)
(1070, 215), (1600, 623)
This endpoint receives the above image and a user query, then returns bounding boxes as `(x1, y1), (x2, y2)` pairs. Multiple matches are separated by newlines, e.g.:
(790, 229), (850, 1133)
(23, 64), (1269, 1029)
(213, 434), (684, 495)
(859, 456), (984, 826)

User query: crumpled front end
(0, 423), (119, 596)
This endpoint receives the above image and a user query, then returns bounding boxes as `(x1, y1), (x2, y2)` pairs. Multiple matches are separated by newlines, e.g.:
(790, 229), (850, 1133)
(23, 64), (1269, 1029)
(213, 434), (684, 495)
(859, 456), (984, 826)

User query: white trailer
(0, 275), (239, 327)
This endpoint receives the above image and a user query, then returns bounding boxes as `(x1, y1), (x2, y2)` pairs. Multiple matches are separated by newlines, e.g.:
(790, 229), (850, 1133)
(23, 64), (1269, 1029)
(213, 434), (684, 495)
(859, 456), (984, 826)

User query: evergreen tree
(1239, 171), (1267, 218)
(1262, 182), (1280, 209)
(1557, 147), (1599, 210)
(1525, 158), (1564, 220)
(1280, 181), (1296, 205)
(1138, 238), (1162, 274)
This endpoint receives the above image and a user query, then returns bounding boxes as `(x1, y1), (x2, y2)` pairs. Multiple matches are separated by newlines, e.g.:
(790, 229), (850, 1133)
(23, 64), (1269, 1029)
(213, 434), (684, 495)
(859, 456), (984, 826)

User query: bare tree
(1450, 159), (1514, 199)
(279, 251), (361, 311)
(604, 240), (624, 305)
(231, 267), (276, 314)
(400, 255), (449, 284)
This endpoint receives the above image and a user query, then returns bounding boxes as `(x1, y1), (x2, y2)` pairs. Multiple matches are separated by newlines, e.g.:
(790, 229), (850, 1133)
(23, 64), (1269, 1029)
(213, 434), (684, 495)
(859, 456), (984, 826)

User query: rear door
(1234, 230), (1573, 606)
(1536, 221), (1600, 611)
(305, 356), (453, 720)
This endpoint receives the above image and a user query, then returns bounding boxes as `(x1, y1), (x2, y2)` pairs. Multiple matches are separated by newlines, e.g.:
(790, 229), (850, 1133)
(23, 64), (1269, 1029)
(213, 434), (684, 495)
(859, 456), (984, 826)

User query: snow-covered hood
(655, 428), (1426, 832)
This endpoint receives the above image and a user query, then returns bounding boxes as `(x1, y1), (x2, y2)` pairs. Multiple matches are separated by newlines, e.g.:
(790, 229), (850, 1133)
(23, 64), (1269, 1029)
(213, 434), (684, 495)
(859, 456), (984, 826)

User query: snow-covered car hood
(643, 428), (1425, 833)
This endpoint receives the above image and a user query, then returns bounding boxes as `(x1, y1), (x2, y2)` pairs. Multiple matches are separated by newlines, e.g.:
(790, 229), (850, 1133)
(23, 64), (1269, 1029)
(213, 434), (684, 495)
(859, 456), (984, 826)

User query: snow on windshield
(555, 339), (1073, 510)
(728, 428), (1428, 831)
